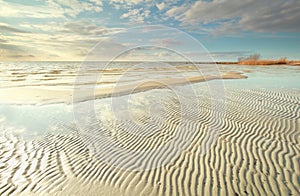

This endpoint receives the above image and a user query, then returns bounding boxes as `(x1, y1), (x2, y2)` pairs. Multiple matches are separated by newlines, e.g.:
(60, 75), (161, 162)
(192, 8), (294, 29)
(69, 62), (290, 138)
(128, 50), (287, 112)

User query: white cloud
(0, 20), (125, 61)
(49, 0), (103, 17)
(109, 0), (153, 10)
(120, 8), (151, 24)
(165, 5), (188, 21)
(166, 0), (300, 32)
(19, 22), (62, 32)
(121, 9), (141, 19)
(0, 0), (103, 19)
(0, 1), (65, 18)
(89, 0), (103, 6)
(0, 23), (30, 33)
(156, 2), (166, 11)
(60, 21), (124, 36)
(114, 47), (186, 61)
(150, 38), (183, 47)
(109, 0), (145, 5)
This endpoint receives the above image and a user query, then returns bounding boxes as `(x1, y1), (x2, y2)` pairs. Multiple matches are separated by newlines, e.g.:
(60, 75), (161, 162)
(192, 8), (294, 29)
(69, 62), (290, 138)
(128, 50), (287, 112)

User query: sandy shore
(0, 88), (299, 195)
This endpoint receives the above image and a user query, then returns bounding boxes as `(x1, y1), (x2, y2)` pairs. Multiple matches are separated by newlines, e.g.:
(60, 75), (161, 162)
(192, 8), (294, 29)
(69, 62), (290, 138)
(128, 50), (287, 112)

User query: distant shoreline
(1, 60), (300, 65)
(197, 60), (300, 66)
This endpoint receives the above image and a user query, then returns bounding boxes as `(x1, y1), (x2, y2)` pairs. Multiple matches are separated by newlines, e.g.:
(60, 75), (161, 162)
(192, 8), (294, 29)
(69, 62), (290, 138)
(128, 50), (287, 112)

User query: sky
(0, 0), (299, 61)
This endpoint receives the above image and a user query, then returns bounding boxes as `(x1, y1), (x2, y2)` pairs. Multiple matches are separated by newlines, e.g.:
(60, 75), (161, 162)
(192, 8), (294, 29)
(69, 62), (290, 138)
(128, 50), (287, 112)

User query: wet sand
(0, 88), (299, 195)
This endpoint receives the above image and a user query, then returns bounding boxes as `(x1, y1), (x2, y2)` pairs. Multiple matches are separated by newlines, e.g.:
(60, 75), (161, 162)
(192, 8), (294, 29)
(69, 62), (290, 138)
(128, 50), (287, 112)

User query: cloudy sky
(0, 0), (299, 61)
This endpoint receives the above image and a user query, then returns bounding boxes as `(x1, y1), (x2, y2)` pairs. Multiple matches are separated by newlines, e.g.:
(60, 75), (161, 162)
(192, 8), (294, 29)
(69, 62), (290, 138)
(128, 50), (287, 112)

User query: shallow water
(0, 62), (299, 140)
(219, 64), (300, 89)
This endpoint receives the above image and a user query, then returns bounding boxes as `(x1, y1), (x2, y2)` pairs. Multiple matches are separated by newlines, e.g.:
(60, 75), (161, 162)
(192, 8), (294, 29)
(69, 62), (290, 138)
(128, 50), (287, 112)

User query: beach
(0, 62), (299, 195)
(1, 0), (300, 195)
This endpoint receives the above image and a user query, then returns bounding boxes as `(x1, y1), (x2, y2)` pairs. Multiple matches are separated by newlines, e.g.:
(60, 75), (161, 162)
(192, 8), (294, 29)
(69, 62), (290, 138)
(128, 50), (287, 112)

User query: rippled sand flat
(0, 88), (299, 196)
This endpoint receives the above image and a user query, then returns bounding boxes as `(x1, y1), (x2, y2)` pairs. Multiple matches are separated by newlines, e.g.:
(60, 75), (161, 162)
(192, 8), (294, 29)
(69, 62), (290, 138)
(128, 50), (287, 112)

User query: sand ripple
(0, 88), (299, 195)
